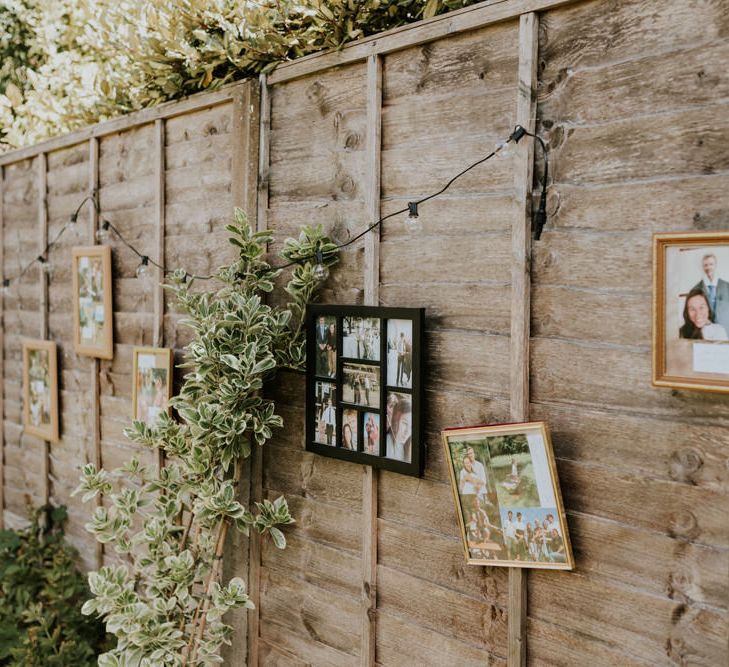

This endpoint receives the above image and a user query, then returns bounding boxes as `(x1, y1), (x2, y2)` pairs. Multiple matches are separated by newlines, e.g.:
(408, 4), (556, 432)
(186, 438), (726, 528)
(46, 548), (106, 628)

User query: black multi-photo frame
(306, 305), (424, 477)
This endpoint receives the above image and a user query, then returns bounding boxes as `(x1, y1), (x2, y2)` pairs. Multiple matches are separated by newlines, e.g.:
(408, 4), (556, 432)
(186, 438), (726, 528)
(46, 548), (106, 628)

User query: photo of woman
(385, 391), (411, 462)
(342, 409), (359, 450)
(679, 288), (728, 341)
(364, 412), (380, 455)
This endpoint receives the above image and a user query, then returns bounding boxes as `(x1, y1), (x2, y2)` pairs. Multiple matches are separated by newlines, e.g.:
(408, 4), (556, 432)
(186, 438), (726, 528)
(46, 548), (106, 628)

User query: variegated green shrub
(74, 209), (338, 666)
(1, 0), (478, 151)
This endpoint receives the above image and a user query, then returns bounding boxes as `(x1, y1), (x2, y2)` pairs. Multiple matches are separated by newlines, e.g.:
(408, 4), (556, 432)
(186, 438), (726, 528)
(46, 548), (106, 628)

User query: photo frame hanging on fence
(653, 231), (729, 393)
(22, 339), (59, 443)
(132, 347), (173, 426)
(441, 421), (573, 570)
(72, 246), (114, 359)
(306, 305), (424, 477)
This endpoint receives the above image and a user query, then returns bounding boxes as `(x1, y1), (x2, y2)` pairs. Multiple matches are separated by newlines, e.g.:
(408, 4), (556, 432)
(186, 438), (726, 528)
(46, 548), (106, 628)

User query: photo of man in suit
(692, 253), (729, 332)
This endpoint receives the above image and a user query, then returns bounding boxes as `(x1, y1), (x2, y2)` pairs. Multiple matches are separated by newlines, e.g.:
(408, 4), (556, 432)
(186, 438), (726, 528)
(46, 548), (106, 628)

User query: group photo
(342, 316), (380, 361)
(499, 507), (567, 564)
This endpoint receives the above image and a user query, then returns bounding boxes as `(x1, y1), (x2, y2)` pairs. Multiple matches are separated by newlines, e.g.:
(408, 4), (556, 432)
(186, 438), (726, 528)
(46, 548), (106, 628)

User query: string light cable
(0, 125), (548, 291)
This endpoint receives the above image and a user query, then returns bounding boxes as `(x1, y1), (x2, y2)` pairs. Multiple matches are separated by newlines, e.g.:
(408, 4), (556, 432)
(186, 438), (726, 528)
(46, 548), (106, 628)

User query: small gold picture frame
(132, 347), (173, 426)
(72, 246), (114, 359)
(441, 421), (573, 570)
(653, 231), (729, 393)
(22, 339), (59, 443)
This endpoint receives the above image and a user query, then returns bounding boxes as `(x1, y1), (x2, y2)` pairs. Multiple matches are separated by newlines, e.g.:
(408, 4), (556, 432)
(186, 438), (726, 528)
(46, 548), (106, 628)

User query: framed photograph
(342, 316), (381, 360)
(132, 347), (173, 426)
(22, 339), (59, 442)
(387, 319), (413, 389)
(72, 246), (114, 359)
(313, 314), (337, 378)
(441, 421), (574, 570)
(654, 232), (729, 392)
(342, 361), (380, 408)
(306, 305), (424, 477)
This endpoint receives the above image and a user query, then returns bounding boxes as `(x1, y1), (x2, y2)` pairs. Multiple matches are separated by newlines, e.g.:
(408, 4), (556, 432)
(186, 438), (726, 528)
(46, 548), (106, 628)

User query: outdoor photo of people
(658, 237), (729, 388)
(500, 507), (567, 564)
(314, 315), (337, 378)
(314, 381), (336, 446)
(363, 412), (380, 455)
(342, 362), (380, 408)
(342, 316), (380, 361)
(133, 351), (171, 426)
(387, 319), (413, 389)
(442, 424), (573, 569)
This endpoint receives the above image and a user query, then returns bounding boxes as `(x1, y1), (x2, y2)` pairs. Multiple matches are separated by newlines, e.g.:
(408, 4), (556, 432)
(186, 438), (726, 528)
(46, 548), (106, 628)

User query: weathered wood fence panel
(1, 1), (728, 665)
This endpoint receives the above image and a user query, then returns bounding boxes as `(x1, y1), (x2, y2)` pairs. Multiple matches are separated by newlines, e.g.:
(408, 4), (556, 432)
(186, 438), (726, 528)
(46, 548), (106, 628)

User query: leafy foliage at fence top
(74, 210), (339, 666)
(0, 504), (108, 666)
(0, 0), (478, 150)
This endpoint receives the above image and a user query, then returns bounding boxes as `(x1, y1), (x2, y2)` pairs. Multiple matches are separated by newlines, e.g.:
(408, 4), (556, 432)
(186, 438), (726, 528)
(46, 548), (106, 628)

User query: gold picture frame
(441, 421), (573, 570)
(653, 231), (729, 393)
(132, 347), (173, 426)
(22, 339), (59, 443)
(72, 246), (114, 359)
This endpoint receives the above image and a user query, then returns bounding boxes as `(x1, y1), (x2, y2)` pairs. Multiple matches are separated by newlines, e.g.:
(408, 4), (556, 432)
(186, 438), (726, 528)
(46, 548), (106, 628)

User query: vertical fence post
(37, 153), (51, 506)
(362, 52), (383, 667)
(508, 11), (539, 667)
(88, 137), (104, 570)
(0, 167), (5, 528)
(153, 119), (166, 476)
(245, 76), (269, 667)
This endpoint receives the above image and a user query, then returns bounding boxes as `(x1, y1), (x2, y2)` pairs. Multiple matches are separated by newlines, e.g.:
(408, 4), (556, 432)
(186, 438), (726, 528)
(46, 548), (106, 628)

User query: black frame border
(306, 304), (425, 477)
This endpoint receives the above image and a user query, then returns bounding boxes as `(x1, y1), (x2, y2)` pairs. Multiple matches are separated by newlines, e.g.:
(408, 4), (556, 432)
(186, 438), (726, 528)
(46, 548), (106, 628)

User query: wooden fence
(1, 0), (728, 664)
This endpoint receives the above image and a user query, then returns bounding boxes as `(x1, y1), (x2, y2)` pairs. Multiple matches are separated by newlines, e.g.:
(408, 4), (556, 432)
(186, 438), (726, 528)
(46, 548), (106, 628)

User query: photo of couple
(342, 362), (380, 408)
(387, 319), (413, 389)
(441, 422), (573, 569)
(314, 315), (337, 378)
(655, 233), (729, 392)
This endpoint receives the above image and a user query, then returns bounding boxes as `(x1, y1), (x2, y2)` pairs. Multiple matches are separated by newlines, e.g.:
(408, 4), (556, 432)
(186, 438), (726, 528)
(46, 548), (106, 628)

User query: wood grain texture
(268, 0), (576, 84)
(508, 15), (539, 666)
(37, 153), (51, 505)
(88, 137), (103, 569)
(361, 53), (382, 667)
(0, 166), (4, 528)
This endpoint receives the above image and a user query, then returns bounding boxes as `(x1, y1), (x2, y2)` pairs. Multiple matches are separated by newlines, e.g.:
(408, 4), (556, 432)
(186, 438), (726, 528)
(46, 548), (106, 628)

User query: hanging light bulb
(41, 260), (54, 279)
(136, 256), (151, 278)
(96, 220), (111, 243)
(69, 211), (78, 228)
(405, 202), (421, 233)
(1, 278), (10, 296)
(494, 139), (514, 158)
(312, 248), (329, 282)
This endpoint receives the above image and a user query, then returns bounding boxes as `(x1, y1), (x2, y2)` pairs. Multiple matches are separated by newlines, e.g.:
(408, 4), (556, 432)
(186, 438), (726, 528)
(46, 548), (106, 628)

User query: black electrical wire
(1, 125), (548, 289)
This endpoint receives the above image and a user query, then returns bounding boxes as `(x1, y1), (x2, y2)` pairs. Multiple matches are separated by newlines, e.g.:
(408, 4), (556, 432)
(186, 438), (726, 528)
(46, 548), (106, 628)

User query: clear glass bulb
(494, 140), (513, 158)
(41, 261), (53, 278)
(313, 263), (329, 282)
(96, 228), (109, 243)
(405, 213), (421, 234)
(136, 261), (150, 278)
